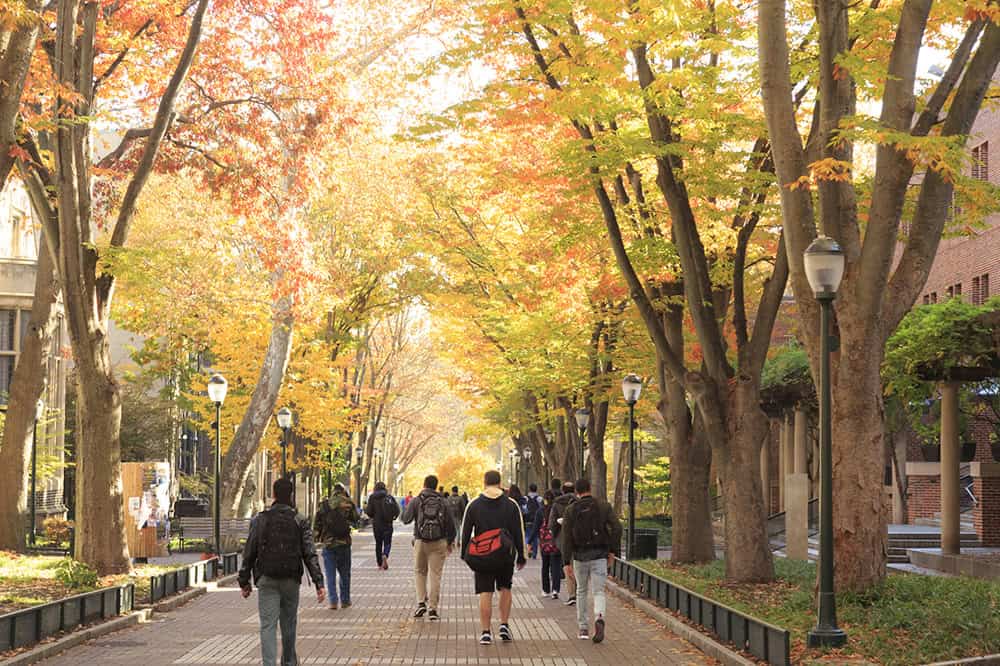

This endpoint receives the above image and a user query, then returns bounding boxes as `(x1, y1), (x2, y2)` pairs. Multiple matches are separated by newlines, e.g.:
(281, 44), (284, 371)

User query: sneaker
(551, 592), (559, 600)
(341, 601), (351, 608)
(498, 624), (513, 642)
(565, 596), (577, 606)
(479, 631), (493, 645)
(428, 609), (439, 621)
(414, 603), (428, 618)
(540, 591), (551, 598)
(383, 558), (389, 570)
(327, 603), (338, 610)
(578, 628), (590, 640)
(593, 617), (605, 644)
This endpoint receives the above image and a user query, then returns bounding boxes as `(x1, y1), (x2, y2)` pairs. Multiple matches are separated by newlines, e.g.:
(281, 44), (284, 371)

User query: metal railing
(0, 583), (135, 652)
(222, 552), (240, 576)
(148, 557), (219, 604)
(611, 559), (790, 666)
(767, 497), (819, 551)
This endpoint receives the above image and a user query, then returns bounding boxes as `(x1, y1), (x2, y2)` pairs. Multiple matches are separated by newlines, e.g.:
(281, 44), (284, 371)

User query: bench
(174, 517), (251, 551)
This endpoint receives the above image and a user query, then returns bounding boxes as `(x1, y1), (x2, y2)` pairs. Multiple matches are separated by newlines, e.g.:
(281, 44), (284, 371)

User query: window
(946, 283), (963, 299)
(931, 292), (938, 303)
(972, 142), (989, 182)
(923, 294), (930, 305)
(973, 274), (990, 305)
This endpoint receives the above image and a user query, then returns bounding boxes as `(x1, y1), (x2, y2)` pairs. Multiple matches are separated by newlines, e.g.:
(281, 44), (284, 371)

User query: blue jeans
(541, 551), (562, 594)
(257, 576), (299, 666)
(573, 557), (608, 630)
(374, 527), (393, 566)
(526, 524), (540, 558)
(322, 545), (351, 604)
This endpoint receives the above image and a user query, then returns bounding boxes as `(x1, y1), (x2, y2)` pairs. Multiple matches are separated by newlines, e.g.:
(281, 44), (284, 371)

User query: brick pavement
(40, 526), (712, 665)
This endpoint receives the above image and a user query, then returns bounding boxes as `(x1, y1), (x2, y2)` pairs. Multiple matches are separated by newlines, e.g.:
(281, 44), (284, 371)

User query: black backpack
(417, 493), (446, 541)
(257, 507), (303, 579)
(382, 495), (400, 521)
(524, 495), (541, 525)
(322, 500), (351, 539)
(447, 494), (466, 518)
(570, 497), (607, 549)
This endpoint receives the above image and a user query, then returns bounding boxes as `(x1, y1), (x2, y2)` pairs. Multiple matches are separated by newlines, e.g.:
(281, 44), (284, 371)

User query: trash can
(624, 528), (660, 560)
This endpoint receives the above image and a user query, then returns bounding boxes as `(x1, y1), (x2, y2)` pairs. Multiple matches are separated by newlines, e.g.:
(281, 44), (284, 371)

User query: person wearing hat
(313, 483), (358, 609)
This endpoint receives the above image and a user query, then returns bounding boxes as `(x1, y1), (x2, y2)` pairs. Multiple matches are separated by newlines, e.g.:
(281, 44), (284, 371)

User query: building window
(946, 283), (963, 300)
(931, 292), (938, 303)
(923, 294), (930, 305)
(973, 274), (990, 305)
(972, 142), (989, 182)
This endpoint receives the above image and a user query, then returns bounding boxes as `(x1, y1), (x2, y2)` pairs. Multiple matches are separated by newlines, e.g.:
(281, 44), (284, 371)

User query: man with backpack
(461, 470), (527, 646)
(238, 478), (325, 666)
(365, 481), (400, 570)
(401, 474), (456, 621)
(448, 485), (467, 530)
(561, 478), (623, 643)
(523, 483), (542, 559)
(548, 480), (577, 605)
(313, 482), (358, 609)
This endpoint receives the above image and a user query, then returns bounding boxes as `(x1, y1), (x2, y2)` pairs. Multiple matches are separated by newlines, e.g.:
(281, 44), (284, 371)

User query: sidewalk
(39, 526), (712, 665)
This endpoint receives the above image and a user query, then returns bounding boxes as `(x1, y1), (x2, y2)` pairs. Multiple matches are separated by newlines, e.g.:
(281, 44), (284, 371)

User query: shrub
(43, 518), (73, 546)
(54, 558), (98, 589)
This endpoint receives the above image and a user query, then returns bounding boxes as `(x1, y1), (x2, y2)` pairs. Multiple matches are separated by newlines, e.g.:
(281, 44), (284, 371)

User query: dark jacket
(560, 494), (623, 562)
(365, 488), (399, 531)
(460, 486), (527, 565)
(401, 488), (457, 544)
(549, 492), (576, 552)
(238, 503), (324, 589)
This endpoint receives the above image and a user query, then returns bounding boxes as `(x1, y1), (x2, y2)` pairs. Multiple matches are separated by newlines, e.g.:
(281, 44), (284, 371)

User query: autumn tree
(759, 0), (1000, 589)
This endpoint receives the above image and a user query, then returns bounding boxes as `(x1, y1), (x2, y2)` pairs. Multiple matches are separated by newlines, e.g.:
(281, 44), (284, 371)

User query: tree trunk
(220, 301), (294, 518)
(588, 399), (609, 501)
(717, 382), (774, 581)
(74, 354), (129, 573)
(0, 238), (59, 551)
(831, 329), (888, 588)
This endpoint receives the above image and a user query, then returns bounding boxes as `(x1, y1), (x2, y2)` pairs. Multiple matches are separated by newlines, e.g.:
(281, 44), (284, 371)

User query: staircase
(887, 529), (980, 564)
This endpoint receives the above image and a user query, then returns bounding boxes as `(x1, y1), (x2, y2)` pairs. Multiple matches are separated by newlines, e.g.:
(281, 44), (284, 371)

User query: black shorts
(474, 566), (514, 594)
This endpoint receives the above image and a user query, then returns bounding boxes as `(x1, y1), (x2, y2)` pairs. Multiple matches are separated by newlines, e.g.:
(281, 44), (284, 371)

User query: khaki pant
(414, 539), (449, 609)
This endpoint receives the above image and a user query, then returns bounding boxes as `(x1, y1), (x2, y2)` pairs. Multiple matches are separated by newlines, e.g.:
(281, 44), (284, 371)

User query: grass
(635, 558), (1000, 665)
(0, 550), (212, 614)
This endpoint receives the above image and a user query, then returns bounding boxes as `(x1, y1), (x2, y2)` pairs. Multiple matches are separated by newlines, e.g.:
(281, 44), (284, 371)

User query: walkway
(40, 526), (711, 665)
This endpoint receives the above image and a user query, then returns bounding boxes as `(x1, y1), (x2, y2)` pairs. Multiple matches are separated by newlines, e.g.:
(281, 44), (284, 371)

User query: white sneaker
(551, 592), (559, 600)
(540, 592), (552, 598)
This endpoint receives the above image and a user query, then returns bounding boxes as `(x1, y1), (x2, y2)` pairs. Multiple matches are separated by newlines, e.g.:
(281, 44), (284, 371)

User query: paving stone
(39, 527), (712, 665)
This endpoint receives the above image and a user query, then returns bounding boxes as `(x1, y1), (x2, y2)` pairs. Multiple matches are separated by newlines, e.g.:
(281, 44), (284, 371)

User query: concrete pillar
(778, 415), (787, 510)
(940, 382), (961, 555)
(760, 436), (771, 515)
(786, 408), (810, 559)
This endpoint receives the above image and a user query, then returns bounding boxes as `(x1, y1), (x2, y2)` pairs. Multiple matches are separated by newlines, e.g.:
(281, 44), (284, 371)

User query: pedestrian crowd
(237, 467), (622, 665)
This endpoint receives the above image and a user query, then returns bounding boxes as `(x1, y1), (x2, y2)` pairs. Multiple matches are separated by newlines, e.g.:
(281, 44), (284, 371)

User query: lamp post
(180, 432), (188, 474)
(803, 235), (847, 648)
(29, 398), (44, 547)
(354, 444), (363, 505)
(521, 447), (532, 488)
(373, 446), (382, 483)
(622, 374), (642, 560)
(574, 408), (590, 480)
(207, 374), (228, 556)
(276, 407), (293, 478)
(510, 448), (519, 487)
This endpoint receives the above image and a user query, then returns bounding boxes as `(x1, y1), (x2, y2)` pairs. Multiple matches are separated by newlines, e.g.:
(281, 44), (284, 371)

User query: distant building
(0, 177), (70, 521)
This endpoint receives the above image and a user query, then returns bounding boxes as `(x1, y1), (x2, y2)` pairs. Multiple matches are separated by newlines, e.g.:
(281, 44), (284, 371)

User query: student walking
(314, 483), (358, 609)
(447, 485), (467, 530)
(461, 470), (527, 646)
(401, 474), (457, 621)
(238, 478), (325, 666)
(549, 480), (577, 605)
(537, 489), (562, 599)
(524, 483), (542, 558)
(561, 478), (623, 643)
(365, 481), (400, 570)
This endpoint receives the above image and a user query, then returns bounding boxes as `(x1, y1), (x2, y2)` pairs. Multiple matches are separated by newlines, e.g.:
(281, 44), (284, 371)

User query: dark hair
(551, 478), (562, 491)
(543, 489), (557, 522)
(444, 491), (450, 498)
(424, 475), (438, 490)
(528, 483), (537, 492)
(452, 485), (459, 492)
(508, 484), (524, 501)
(374, 481), (386, 491)
(562, 481), (575, 493)
(484, 470), (501, 486)
(574, 478), (591, 494)
(273, 478), (293, 504)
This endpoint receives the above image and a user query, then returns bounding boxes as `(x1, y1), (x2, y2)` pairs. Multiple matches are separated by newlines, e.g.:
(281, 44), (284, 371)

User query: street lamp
(29, 398), (44, 547)
(276, 407), (293, 478)
(803, 235), (847, 648)
(575, 408), (590, 479)
(622, 374), (642, 560)
(354, 444), (363, 504)
(374, 446), (382, 483)
(510, 448), (520, 487)
(207, 374), (228, 556)
(521, 446), (532, 488)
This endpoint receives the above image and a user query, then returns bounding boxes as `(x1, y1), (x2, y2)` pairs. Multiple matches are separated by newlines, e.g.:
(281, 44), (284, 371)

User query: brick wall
(973, 477), (1000, 547)
(906, 474), (941, 522)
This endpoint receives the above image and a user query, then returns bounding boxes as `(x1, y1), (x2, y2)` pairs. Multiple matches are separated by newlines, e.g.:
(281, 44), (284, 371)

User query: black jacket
(549, 492), (576, 550)
(460, 487), (527, 565)
(401, 488), (457, 544)
(365, 488), (399, 531)
(560, 495), (623, 562)
(238, 503), (324, 589)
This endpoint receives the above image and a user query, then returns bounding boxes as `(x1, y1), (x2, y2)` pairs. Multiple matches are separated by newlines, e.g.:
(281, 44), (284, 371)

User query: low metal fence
(0, 583), (135, 652)
(149, 557), (218, 604)
(222, 552), (240, 576)
(611, 559), (791, 666)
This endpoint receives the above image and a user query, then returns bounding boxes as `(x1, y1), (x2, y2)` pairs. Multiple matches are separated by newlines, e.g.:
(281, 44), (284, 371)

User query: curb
(2, 609), (153, 666)
(924, 657), (1000, 665)
(606, 579), (755, 666)
(149, 585), (206, 613)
